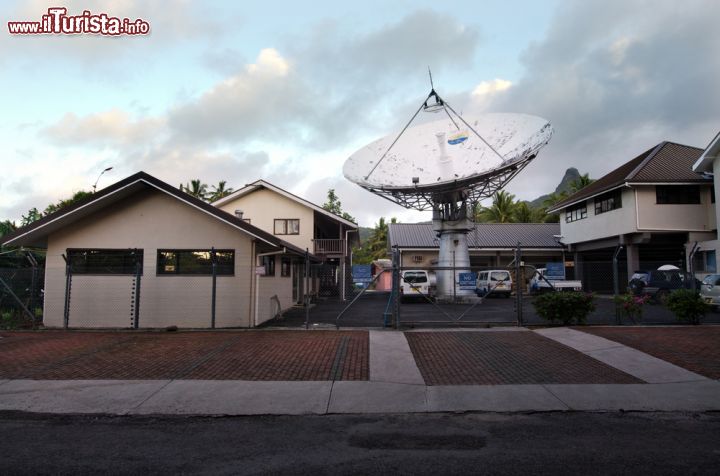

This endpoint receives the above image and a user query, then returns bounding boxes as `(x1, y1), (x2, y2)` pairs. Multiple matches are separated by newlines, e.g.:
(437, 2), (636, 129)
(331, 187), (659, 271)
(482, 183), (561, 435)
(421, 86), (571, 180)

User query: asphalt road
(1, 411), (719, 475)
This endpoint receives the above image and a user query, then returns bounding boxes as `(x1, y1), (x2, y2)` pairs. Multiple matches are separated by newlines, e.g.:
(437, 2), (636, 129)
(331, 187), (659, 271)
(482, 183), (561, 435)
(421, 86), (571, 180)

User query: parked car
(628, 267), (700, 303)
(700, 274), (720, 309)
(528, 268), (583, 294)
(400, 270), (435, 302)
(475, 270), (512, 298)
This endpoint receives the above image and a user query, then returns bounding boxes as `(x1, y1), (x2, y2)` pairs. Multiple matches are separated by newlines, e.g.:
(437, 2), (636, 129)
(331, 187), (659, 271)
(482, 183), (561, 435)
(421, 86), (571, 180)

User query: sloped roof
(548, 142), (707, 212)
(388, 223), (563, 249)
(1, 171), (318, 259)
(692, 131), (720, 173)
(212, 179), (357, 228)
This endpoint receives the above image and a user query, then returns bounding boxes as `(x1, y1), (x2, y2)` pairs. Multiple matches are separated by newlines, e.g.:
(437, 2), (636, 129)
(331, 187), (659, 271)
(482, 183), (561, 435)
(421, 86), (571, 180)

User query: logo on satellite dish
(447, 130), (469, 145)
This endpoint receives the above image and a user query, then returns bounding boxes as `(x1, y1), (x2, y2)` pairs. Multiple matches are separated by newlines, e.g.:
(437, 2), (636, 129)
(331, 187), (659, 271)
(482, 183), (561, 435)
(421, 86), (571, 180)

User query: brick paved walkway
(579, 327), (720, 380)
(405, 331), (642, 385)
(0, 331), (368, 381)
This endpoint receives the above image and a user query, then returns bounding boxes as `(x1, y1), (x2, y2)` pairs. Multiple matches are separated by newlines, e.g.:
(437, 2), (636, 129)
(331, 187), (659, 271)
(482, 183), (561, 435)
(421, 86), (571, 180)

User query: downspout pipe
(343, 229), (358, 301)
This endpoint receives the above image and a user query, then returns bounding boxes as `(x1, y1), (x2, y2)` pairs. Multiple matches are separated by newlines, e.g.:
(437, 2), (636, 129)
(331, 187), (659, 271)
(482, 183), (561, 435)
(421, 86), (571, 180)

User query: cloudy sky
(1, 0), (718, 227)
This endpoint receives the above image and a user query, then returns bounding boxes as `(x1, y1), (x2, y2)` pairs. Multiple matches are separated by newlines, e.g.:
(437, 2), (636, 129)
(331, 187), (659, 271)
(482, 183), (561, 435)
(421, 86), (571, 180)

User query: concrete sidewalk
(1, 328), (718, 415)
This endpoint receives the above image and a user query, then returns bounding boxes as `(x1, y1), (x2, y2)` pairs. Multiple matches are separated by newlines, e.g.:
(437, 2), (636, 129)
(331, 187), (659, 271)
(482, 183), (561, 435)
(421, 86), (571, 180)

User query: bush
(532, 291), (596, 325)
(0, 310), (22, 330)
(665, 289), (708, 325)
(613, 293), (650, 324)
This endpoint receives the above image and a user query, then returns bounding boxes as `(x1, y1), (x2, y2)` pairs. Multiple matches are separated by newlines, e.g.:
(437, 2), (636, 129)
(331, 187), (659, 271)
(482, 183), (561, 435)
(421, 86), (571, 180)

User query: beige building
(548, 142), (715, 291)
(1, 172), (335, 328)
(213, 179), (359, 299)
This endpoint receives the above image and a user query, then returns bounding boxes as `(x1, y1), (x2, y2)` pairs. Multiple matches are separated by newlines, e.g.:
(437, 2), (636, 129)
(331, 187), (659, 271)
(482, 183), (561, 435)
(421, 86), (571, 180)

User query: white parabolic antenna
(343, 84), (554, 302)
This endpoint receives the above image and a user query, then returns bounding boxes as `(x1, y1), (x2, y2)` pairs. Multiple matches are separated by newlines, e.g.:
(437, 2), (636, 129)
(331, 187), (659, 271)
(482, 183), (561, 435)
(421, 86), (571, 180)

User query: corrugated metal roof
(388, 223), (563, 249)
(550, 142), (707, 211)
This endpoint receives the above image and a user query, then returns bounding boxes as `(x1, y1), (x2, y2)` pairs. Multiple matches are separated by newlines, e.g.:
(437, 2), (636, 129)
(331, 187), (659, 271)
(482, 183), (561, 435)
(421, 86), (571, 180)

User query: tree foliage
(0, 220), (16, 238)
(474, 171), (595, 224)
(352, 217), (396, 264)
(43, 191), (93, 216)
(322, 189), (356, 223)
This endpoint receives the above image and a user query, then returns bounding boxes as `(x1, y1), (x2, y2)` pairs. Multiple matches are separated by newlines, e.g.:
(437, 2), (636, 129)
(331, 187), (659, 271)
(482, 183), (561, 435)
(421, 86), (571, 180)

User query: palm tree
(477, 190), (517, 223)
(210, 181), (234, 202)
(569, 173), (594, 194)
(181, 179), (209, 201)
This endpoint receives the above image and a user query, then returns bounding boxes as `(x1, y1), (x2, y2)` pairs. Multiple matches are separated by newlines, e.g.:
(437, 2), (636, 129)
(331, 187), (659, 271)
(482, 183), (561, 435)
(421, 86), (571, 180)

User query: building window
(656, 185), (700, 204)
(565, 203), (587, 223)
(67, 249), (142, 275)
(157, 250), (234, 275)
(412, 255), (424, 263)
(594, 189), (622, 215)
(281, 258), (291, 277)
(261, 255), (276, 276)
(274, 219), (300, 235)
(711, 187), (715, 204)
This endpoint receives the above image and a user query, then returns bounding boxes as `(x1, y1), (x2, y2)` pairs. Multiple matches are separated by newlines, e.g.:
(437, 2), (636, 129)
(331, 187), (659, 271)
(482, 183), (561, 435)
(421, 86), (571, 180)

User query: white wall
(560, 188), (637, 244)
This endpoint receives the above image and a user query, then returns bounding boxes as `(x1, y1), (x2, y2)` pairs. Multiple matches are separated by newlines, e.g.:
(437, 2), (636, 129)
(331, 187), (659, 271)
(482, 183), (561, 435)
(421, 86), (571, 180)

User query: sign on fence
(458, 272), (477, 290)
(545, 262), (566, 280)
(352, 265), (373, 287)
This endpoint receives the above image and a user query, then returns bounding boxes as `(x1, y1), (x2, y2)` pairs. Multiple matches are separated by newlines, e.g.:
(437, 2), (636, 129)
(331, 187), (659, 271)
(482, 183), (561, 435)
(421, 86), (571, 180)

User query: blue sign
(458, 272), (477, 290)
(545, 262), (566, 280)
(352, 264), (373, 284)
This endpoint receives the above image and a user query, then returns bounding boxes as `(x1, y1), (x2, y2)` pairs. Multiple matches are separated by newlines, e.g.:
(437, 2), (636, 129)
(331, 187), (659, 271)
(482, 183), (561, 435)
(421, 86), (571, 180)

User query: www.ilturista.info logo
(8, 7), (150, 35)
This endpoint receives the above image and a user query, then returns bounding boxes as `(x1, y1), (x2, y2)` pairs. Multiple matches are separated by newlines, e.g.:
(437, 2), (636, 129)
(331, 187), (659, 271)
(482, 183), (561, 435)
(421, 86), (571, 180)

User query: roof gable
(549, 142), (706, 212)
(1, 172), (314, 257)
(213, 180), (357, 228)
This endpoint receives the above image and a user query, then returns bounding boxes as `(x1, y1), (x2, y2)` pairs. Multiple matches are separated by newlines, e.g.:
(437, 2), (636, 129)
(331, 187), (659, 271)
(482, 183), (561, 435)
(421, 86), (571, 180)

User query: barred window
(565, 203), (587, 223)
(594, 189), (622, 215)
(67, 249), (142, 275)
(656, 185), (700, 204)
(157, 250), (234, 275)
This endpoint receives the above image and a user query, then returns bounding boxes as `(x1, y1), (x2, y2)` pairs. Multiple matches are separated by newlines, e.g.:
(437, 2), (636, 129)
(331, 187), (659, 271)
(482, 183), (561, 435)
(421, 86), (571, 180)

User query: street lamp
(92, 167), (114, 193)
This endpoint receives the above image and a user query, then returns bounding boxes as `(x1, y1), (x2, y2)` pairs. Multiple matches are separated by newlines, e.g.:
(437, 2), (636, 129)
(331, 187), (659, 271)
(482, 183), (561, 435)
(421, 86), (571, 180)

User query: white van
(475, 270), (512, 298)
(400, 270), (435, 302)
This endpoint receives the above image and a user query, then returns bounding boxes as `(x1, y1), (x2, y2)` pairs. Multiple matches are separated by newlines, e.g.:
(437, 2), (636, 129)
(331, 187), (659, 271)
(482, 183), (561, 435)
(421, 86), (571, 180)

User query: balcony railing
(314, 239), (345, 256)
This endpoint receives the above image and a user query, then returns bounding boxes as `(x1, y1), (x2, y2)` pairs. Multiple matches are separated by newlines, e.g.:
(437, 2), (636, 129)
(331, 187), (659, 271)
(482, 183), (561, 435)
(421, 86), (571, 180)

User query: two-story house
(547, 142), (715, 292)
(212, 180), (359, 302)
(691, 131), (720, 270)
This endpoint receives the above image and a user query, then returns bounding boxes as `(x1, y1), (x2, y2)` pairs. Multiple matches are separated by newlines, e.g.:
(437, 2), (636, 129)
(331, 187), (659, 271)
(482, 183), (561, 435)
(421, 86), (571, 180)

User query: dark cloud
(474, 0), (720, 200)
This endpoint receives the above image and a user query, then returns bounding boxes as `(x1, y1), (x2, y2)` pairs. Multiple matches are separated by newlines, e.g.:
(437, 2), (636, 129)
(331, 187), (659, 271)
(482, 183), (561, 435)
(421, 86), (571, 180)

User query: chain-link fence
(0, 266), (44, 329)
(277, 245), (720, 329)
(5, 246), (719, 329)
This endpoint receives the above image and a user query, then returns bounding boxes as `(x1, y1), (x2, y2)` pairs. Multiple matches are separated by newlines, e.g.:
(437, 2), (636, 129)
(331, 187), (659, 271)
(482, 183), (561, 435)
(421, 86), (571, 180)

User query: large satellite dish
(344, 113), (553, 211)
(343, 80), (554, 302)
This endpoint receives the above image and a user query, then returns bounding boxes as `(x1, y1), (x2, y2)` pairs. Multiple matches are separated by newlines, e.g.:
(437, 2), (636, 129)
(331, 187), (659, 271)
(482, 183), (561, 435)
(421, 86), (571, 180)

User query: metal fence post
(305, 249), (310, 330)
(26, 251), (39, 325)
(133, 249), (142, 329)
(515, 243), (523, 327)
(211, 247), (217, 329)
(62, 253), (72, 329)
(392, 246), (401, 329)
